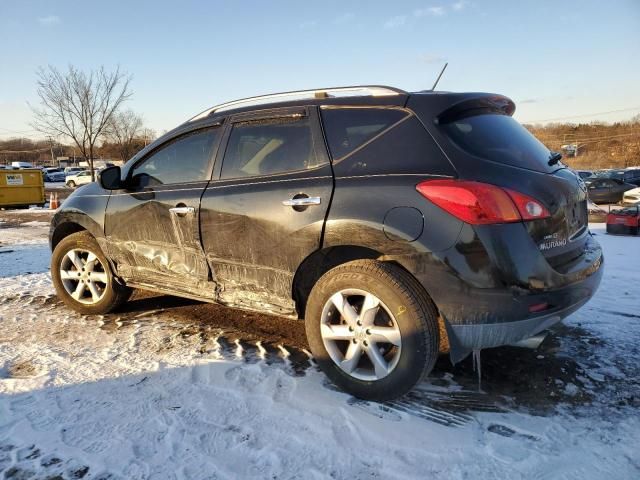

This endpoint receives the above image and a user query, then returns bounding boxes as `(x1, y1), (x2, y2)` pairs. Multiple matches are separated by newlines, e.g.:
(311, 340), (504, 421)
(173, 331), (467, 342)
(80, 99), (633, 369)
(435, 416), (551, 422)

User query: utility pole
(47, 135), (55, 166)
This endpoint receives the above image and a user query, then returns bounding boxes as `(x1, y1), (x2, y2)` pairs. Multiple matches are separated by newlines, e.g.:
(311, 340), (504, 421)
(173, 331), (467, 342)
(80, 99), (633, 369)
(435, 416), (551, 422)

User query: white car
(65, 170), (93, 188)
(64, 166), (85, 177)
(622, 187), (640, 205)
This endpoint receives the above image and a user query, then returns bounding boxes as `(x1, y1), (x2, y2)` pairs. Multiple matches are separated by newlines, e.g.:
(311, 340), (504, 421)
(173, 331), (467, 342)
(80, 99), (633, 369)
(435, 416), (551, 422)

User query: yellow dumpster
(0, 169), (46, 208)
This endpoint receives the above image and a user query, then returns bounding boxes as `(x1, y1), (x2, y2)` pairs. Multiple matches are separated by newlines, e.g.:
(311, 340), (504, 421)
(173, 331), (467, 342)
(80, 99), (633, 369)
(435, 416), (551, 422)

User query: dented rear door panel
(199, 106), (333, 315)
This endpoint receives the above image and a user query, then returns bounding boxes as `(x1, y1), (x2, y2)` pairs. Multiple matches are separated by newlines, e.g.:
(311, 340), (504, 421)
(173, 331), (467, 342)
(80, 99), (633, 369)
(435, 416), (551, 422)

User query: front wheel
(305, 260), (439, 401)
(51, 231), (132, 315)
(66, 180), (76, 188)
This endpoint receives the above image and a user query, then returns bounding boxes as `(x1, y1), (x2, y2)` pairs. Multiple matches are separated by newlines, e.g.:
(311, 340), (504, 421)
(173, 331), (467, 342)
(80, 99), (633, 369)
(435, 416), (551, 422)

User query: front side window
(321, 108), (408, 160)
(131, 128), (218, 187)
(221, 116), (320, 179)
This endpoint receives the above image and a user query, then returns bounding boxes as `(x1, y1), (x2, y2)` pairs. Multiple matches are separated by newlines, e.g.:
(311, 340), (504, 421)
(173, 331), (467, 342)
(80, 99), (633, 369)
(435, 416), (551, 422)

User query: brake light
(416, 180), (550, 225)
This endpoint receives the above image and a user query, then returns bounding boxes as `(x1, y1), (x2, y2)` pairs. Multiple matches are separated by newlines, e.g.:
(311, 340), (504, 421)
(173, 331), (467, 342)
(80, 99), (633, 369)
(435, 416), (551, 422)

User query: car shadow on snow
(3, 292), (638, 440)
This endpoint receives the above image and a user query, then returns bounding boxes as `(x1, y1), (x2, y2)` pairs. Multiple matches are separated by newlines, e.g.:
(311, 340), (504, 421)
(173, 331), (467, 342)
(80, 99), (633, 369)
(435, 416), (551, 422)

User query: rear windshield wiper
(548, 151), (563, 166)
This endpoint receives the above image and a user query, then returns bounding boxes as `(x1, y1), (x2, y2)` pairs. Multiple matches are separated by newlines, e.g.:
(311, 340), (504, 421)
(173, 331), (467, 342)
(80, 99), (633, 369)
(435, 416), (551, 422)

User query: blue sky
(1, 0), (639, 139)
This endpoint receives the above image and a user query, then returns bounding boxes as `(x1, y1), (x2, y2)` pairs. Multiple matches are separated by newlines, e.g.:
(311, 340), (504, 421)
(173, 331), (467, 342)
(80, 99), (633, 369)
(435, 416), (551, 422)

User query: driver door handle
(282, 196), (321, 207)
(169, 206), (195, 216)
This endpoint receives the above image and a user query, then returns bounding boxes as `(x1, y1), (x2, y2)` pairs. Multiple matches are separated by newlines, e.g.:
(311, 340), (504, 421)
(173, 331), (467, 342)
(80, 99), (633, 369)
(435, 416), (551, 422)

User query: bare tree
(31, 65), (131, 180)
(104, 109), (144, 161)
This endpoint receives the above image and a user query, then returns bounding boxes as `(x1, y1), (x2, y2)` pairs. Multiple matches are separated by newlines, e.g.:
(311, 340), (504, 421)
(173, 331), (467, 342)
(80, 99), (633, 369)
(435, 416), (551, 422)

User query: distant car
(64, 166), (85, 177)
(576, 170), (593, 179)
(11, 161), (35, 169)
(65, 170), (93, 188)
(593, 168), (640, 187)
(622, 187), (640, 205)
(43, 167), (66, 183)
(585, 177), (636, 204)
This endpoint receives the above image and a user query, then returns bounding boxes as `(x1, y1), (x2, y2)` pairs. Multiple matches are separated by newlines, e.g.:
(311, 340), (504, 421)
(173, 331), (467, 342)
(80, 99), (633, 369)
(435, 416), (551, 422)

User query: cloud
(420, 53), (447, 64)
(299, 20), (318, 29)
(333, 13), (355, 24)
(414, 6), (446, 17)
(383, 15), (407, 29)
(519, 98), (539, 104)
(37, 15), (60, 26)
(452, 1), (467, 11)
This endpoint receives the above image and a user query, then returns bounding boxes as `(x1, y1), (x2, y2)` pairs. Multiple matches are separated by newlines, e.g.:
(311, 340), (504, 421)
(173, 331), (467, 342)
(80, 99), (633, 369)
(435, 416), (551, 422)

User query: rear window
(321, 108), (409, 160)
(441, 113), (557, 172)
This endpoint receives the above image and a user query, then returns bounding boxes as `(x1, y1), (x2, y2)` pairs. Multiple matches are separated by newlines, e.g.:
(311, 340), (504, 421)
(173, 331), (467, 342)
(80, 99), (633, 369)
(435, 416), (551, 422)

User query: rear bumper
(445, 294), (592, 363)
(441, 239), (603, 363)
(397, 222), (604, 363)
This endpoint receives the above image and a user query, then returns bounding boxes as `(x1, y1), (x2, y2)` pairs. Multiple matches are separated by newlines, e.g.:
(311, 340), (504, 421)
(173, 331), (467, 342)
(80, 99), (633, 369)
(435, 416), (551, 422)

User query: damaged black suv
(50, 86), (603, 400)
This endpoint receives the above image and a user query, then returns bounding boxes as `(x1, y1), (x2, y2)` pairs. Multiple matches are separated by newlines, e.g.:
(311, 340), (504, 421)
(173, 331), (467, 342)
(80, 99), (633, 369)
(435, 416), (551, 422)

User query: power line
(523, 107), (640, 123)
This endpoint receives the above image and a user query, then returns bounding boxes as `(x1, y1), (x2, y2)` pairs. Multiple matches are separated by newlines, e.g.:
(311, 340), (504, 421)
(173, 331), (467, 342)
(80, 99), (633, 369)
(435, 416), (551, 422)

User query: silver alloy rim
(59, 248), (108, 305)
(320, 289), (402, 381)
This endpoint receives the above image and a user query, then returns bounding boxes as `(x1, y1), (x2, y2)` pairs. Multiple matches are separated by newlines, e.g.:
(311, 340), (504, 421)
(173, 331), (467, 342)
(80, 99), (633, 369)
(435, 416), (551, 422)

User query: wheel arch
(292, 245), (380, 319)
(292, 245), (450, 353)
(50, 212), (104, 251)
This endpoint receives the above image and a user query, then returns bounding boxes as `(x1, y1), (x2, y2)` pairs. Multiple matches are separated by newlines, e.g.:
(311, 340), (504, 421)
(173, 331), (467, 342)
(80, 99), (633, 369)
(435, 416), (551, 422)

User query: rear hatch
(411, 94), (589, 272)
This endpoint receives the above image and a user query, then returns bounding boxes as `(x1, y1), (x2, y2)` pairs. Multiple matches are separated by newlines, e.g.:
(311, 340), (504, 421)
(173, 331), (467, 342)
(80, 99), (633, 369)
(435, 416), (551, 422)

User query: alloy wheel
(59, 248), (109, 305)
(320, 289), (402, 381)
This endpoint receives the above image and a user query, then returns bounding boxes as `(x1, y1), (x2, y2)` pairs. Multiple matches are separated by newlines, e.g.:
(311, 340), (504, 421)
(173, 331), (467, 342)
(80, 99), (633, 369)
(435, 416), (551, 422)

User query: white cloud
(37, 15), (60, 26)
(333, 13), (355, 24)
(414, 6), (446, 17)
(452, 1), (467, 11)
(383, 15), (407, 29)
(299, 20), (318, 29)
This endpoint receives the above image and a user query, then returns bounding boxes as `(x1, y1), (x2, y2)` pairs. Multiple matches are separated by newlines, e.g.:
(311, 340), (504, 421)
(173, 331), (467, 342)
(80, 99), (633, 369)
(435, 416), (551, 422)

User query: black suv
(49, 86), (603, 400)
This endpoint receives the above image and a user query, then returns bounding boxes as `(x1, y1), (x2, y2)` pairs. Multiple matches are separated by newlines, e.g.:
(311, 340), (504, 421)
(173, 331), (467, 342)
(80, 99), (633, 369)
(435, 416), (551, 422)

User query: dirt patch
(0, 210), (54, 227)
(7, 360), (40, 379)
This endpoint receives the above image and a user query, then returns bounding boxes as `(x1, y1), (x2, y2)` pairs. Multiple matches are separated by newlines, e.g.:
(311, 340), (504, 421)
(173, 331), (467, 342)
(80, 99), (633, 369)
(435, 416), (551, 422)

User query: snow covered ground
(0, 216), (639, 479)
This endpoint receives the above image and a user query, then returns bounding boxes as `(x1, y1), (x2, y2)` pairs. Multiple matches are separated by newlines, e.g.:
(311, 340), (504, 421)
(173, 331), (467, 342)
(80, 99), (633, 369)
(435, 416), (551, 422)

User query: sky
(0, 0), (639, 140)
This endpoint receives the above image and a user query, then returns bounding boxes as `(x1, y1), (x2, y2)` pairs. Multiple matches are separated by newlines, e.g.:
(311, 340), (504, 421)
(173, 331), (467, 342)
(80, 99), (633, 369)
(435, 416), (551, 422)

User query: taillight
(416, 180), (550, 225)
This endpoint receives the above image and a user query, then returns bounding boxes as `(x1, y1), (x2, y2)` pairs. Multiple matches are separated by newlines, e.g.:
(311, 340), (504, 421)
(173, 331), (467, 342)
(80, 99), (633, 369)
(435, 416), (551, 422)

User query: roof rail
(188, 85), (407, 122)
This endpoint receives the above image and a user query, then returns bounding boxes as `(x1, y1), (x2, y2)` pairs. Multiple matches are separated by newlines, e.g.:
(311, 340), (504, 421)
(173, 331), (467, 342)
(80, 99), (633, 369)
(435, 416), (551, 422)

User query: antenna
(431, 62), (448, 91)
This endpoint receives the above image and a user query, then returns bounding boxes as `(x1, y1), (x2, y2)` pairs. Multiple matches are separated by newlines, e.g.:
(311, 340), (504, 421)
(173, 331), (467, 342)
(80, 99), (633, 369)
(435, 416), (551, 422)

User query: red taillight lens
(416, 180), (550, 225)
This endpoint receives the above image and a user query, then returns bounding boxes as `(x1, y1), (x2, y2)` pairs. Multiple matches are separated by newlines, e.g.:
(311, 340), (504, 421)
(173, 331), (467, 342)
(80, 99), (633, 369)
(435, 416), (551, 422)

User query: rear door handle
(169, 206), (195, 216)
(282, 196), (321, 207)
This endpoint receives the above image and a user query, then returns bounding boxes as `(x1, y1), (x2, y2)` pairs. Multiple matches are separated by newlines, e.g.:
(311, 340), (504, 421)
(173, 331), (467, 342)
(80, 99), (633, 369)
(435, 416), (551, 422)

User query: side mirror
(99, 166), (124, 190)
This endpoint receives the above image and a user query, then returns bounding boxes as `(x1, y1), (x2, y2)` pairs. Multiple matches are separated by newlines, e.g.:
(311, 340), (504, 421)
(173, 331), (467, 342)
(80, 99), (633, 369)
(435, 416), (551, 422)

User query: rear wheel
(305, 260), (439, 401)
(51, 231), (132, 315)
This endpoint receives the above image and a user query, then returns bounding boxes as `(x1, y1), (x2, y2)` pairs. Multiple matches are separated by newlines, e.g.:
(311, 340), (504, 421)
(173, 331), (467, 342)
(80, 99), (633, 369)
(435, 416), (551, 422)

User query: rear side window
(441, 114), (556, 172)
(132, 128), (218, 186)
(321, 108), (408, 160)
(221, 116), (321, 179)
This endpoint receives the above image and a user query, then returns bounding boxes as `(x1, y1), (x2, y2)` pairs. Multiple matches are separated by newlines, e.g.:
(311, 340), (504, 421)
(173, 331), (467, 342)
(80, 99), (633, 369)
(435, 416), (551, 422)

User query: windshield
(441, 113), (559, 172)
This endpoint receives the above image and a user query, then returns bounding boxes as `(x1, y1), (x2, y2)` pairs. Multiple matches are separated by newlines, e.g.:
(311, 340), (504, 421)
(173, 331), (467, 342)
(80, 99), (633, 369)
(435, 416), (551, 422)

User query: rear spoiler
(435, 95), (515, 125)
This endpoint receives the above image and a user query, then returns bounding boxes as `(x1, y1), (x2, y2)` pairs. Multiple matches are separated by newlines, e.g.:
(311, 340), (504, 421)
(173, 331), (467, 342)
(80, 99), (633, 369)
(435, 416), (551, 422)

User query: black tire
(51, 231), (133, 315)
(66, 180), (76, 188)
(305, 259), (439, 401)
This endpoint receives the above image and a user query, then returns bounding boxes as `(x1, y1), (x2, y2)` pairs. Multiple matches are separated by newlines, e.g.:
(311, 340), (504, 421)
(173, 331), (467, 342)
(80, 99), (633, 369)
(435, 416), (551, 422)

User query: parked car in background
(64, 166), (85, 177)
(65, 170), (92, 188)
(576, 170), (593, 179)
(11, 161), (35, 169)
(593, 168), (640, 187)
(585, 177), (636, 204)
(622, 186), (640, 205)
(43, 167), (66, 182)
(49, 85), (603, 400)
